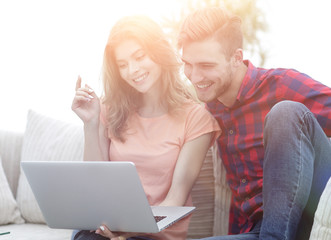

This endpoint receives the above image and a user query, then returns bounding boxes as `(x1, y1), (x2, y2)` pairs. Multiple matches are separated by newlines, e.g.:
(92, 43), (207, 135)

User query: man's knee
(263, 101), (313, 145)
(266, 101), (308, 124)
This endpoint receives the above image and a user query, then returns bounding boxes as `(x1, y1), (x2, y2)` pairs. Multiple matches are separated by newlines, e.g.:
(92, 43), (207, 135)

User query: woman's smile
(133, 72), (149, 83)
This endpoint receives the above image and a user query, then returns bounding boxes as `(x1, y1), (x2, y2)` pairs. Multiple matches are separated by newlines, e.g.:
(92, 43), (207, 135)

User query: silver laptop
(21, 161), (195, 233)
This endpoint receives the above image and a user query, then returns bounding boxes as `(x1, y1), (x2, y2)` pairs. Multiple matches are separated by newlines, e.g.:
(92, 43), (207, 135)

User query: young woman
(71, 15), (220, 240)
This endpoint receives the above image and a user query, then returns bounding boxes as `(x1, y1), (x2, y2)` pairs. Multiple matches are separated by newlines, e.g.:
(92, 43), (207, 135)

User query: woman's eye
(136, 54), (145, 61)
(118, 63), (127, 69)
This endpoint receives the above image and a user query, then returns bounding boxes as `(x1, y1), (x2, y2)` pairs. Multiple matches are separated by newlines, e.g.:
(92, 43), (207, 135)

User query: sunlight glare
(0, 0), (182, 132)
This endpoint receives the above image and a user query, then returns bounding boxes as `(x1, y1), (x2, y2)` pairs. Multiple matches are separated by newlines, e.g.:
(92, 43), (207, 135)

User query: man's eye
(183, 62), (191, 68)
(202, 64), (214, 68)
(184, 63), (192, 70)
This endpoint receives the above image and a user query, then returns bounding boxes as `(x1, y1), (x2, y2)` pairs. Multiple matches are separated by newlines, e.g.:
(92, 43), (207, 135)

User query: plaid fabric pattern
(207, 60), (331, 234)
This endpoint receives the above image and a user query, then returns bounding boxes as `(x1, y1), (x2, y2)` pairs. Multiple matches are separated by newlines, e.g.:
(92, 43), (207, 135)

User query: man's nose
(190, 67), (204, 83)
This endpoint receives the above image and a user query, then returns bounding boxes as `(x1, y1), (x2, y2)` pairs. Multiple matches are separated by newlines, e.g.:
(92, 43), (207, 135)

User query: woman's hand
(95, 225), (143, 240)
(71, 76), (100, 124)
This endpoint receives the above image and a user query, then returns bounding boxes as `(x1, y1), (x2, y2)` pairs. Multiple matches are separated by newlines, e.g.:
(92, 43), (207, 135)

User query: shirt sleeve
(278, 69), (331, 136)
(184, 103), (221, 147)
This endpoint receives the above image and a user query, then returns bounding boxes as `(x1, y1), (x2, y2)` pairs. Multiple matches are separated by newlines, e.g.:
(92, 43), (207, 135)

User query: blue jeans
(203, 101), (331, 240)
(72, 230), (154, 240)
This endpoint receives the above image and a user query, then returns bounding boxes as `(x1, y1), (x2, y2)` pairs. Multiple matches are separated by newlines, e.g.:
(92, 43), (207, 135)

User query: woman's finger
(75, 90), (94, 100)
(117, 235), (128, 240)
(84, 84), (97, 98)
(74, 79), (96, 100)
(72, 95), (93, 105)
(75, 76), (82, 91)
(96, 225), (116, 238)
(116, 236), (127, 240)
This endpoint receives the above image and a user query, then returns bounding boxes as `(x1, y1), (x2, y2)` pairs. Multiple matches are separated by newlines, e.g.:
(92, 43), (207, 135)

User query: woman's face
(114, 39), (162, 94)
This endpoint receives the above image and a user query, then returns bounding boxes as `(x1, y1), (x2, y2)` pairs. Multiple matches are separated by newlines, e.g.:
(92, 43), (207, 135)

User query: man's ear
(231, 48), (243, 67)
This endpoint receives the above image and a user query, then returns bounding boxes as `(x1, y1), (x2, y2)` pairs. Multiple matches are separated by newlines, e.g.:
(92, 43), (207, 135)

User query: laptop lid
(21, 161), (195, 233)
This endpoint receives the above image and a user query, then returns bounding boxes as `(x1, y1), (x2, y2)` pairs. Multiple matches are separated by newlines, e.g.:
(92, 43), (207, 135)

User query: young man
(178, 7), (331, 240)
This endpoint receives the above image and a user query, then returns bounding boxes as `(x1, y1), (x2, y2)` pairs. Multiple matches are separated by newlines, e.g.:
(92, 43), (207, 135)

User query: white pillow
(16, 110), (84, 223)
(309, 177), (331, 240)
(0, 156), (24, 225)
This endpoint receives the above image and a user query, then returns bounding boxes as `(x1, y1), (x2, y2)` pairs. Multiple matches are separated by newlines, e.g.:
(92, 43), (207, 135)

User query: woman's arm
(94, 133), (213, 240)
(72, 76), (110, 162)
(160, 132), (213, 206)
(83, 117), (110, 162)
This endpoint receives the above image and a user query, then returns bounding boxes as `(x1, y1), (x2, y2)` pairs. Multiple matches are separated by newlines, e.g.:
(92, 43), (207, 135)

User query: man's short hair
(178, 7), (243, 59)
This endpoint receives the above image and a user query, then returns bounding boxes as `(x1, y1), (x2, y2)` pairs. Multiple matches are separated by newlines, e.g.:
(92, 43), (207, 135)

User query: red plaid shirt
(207, 60), (331, 234)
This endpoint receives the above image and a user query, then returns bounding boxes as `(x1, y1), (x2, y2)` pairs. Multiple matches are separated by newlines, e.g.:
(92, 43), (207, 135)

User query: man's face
(181, 38), (234, 103)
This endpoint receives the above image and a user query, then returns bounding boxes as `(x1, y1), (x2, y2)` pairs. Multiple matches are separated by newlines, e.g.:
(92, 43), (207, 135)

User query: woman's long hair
(102, 15), (197, 142)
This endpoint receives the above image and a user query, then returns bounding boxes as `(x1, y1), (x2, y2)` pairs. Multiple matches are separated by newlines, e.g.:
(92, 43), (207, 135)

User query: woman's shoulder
(182, 100), (210, 115)
(179, 101), (221, 141)
(173, 101), (217, 127)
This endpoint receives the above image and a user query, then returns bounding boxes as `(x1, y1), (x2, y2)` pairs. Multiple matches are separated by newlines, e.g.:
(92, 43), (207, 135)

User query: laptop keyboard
(154, 216), (166, 222)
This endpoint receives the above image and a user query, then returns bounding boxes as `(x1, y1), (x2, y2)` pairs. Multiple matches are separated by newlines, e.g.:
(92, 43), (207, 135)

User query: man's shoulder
(259, 66), (310, 83)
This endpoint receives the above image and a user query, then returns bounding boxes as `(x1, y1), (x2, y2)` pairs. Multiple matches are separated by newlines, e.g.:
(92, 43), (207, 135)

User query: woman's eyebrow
(116, 48), (144, 62)
(132, 48), (144, 57)
(116, 49), (144, 62)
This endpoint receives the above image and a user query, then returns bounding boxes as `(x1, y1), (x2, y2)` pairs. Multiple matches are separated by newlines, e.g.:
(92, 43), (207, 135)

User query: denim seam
(283, 111), (311, 239)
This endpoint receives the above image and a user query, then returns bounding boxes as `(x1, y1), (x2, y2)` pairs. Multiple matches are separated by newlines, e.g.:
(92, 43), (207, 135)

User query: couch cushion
(187, 147), (215, 238)
(212, 145), (231, 235)
(0, 156), (24, 225)
(309, 177), (331, 240)
(0, 223), (72, 240)
(16, 110), (84, 223)
(0, 130), (23, 197)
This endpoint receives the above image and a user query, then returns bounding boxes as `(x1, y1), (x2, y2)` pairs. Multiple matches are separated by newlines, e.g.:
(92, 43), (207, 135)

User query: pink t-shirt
(102, 102), (220, 240)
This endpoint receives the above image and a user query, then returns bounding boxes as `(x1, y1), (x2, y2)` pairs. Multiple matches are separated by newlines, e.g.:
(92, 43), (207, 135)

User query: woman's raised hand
(71, 76), (100, 124)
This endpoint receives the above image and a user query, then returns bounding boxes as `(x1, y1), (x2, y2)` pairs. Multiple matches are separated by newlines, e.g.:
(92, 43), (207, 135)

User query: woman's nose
(128, 61), (139, 75)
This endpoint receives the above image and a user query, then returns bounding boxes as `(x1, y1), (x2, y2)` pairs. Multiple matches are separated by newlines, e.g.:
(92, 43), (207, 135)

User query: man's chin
(197, 94), (216, 103)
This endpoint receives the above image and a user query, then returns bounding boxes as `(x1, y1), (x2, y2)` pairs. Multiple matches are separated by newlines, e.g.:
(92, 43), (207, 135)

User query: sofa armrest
(309, 177), (331, 240)
(0, 130), (24, 197)
(212, 144), (231, 235)
(187, 144), (231, 239)
(188, 147), (215, 238)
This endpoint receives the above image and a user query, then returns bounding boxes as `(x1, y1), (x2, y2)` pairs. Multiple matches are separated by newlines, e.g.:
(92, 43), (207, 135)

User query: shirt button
(229, 129), (234, 135)
(241, 179), (247, 184)
(245, 197), (250, 201)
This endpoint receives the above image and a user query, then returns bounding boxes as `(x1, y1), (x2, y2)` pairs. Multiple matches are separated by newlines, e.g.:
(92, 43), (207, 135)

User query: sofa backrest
(0, 129), (24, 197)
(0, 110), (232, 237)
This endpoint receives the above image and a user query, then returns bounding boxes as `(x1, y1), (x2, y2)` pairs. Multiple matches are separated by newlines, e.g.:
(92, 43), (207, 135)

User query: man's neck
(217, 62), (248, 107)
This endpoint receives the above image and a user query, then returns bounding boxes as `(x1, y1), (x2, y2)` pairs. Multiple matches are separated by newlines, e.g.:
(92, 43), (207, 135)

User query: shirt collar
(236, 60), (258, 103)
(207, 60), (258, 111)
